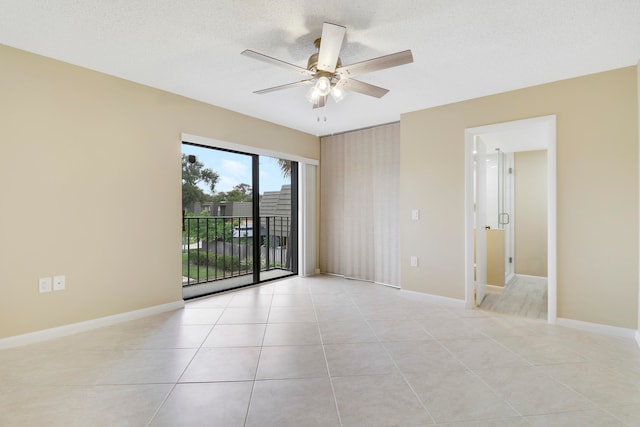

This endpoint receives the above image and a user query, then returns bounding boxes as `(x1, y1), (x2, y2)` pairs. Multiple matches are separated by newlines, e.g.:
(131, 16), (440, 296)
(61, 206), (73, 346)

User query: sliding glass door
(181, 143), (297, 299)
(259, 156), (297, 282)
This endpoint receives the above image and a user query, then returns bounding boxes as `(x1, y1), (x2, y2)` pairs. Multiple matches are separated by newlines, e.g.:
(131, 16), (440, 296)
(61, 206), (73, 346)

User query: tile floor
(479, 275), (548, 320)
(1, 275), (640, 426)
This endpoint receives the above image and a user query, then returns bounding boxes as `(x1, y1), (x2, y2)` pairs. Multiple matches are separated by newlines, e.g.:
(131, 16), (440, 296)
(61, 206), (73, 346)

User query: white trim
(464, 115), (557, 322)
(182, 133), (319, 166)
(464, 130), (475, 309)
(322, 273), (401, 291)
(546, 115), (558, 323)
(556, 317), (637, 340)
(399, 289), (467, 308)
(375, 281), (401, 289)
(315, 274), (465, 307)
(636, 330), (640, 348)
(0, 300), (185, 349)
(516, 274), (548, 281)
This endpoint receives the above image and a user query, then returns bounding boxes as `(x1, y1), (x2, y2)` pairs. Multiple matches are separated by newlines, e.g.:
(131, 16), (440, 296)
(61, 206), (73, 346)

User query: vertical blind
(299, 163), (317, 276)
(320, 122), (400, 287)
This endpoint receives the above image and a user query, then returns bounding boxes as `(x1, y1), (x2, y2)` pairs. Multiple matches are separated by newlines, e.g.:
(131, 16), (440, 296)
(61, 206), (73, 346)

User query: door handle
(499, 213), (510, 225)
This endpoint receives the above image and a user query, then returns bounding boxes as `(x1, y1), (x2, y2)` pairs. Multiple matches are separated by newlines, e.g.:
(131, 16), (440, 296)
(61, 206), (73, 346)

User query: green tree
(277, 159), (291, 178)
(212, 183), (252, 202)
(182, 154), (219, 211)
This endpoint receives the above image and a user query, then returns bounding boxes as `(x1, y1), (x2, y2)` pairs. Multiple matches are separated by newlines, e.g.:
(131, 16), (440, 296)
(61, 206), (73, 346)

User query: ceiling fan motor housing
(307, 38), (342, 79)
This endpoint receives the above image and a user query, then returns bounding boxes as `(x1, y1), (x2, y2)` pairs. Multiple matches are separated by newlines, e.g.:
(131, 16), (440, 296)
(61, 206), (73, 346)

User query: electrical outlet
(410, 256), (418, 267)
(39, 277), (52, 293)
(53, 275), (65, 291)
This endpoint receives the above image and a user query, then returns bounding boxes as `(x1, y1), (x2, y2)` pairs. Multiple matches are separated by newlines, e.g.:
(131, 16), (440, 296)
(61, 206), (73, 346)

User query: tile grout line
(146, 299), (228, 425)
(241, 287), (274, 427)
(417, 310), (529, 423)
(373, 332), (438, 424)
(312, 285), (345, 427)
(450, 335), (529, 420)
(354, 294), (438, 425)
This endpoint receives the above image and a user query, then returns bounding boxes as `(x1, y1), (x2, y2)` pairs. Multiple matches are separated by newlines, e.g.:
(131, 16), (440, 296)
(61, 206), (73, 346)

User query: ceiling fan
(241, 22), (414, 108)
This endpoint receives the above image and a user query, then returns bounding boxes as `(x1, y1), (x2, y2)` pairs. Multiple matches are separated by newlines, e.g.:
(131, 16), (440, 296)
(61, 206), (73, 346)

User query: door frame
(181, 133), (319, 292)
(464, 115), (557, 323)
(474, 137), (488, 306)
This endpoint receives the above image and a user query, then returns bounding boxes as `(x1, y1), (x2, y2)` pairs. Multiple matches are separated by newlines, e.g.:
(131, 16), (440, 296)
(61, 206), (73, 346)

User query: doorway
(181, 142), (298, 299)
(464, 115), (557, 323)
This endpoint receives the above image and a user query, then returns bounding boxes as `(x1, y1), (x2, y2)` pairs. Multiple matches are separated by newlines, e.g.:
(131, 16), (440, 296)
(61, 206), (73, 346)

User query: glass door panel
(259, 156), (297, 282)
(181, 143), (299, 299)
(497, 150), (515, 284)
(181, 143), (255, 299)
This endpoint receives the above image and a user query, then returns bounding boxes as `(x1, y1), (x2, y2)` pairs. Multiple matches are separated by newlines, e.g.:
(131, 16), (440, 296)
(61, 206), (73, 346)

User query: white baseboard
(0, 300), (185, 349)
(399, 288), (466, 308)
(556, 317), (637, 340)
(375, 281), (401, 289)
(516, 274), (548, 280)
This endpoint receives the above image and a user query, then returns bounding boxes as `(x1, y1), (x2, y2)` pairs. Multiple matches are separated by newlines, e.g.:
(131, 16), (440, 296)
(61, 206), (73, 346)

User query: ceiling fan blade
(241, 49), (312, 76)
(317, 22), (346, 73)
(336, 49), (413, 78)
(253, 79), (314, 94)
(341, 79), (389, 98)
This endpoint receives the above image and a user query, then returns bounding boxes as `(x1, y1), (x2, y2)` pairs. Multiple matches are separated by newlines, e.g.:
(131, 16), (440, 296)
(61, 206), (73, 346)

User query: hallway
(479, 275), (548, 320)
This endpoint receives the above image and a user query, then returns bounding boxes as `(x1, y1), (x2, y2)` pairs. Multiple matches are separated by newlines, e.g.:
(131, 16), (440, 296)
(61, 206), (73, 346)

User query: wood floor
(479, 275), (548, 320)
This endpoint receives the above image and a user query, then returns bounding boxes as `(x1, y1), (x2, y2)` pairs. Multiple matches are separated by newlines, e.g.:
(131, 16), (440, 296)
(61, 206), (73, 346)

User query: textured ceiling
(1, 0), (639, 136)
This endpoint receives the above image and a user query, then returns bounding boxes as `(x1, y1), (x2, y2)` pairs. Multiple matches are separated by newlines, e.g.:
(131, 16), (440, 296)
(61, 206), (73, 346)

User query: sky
(182, 143), (289, 195)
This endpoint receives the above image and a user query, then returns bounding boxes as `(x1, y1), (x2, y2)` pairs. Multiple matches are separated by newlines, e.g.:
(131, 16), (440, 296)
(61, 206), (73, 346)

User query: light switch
(411, 209), (420, 220)
(410, 256), (418, 267)
(39, 277), (52, 293)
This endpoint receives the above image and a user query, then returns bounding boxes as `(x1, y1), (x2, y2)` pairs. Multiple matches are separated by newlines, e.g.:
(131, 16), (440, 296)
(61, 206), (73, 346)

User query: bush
(187, 249), (210, 266)
(240, 257), (253, 271)
(214, 254), (240, 271)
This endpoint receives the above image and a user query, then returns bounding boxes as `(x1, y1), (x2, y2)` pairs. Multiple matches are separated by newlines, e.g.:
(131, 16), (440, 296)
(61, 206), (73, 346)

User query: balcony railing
(182, 215), (291, 286)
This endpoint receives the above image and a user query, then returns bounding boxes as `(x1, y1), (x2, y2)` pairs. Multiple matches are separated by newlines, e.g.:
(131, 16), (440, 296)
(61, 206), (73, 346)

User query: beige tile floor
(479, 275), (548, 320)
(1, 275), (639, 426)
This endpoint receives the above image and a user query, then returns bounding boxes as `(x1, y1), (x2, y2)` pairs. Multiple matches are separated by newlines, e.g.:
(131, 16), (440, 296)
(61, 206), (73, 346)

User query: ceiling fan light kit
(241, 22), (413, 110)
(330, 85), (345, 103)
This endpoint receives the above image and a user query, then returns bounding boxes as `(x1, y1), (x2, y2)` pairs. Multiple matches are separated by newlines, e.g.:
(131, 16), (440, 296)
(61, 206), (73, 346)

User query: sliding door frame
(181, 133), (317, 294)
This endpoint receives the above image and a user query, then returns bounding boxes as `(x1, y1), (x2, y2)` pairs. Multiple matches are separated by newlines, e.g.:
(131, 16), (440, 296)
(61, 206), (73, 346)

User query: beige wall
(401, 66), (639, 329)
(514, 150), (548, 277)
(0, 45), (319, 339)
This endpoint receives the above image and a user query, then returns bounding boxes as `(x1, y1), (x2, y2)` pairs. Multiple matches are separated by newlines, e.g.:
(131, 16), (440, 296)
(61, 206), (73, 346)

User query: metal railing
(182, 215), (291, 286)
